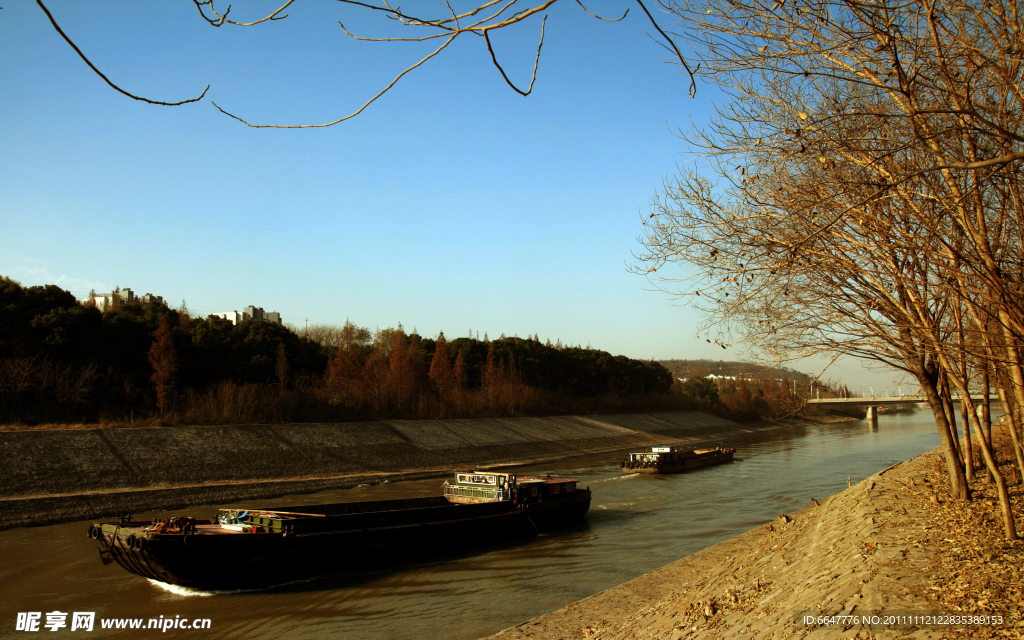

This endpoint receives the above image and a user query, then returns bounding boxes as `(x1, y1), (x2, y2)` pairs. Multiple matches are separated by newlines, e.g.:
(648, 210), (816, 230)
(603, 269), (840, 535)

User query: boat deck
(194, 524), (252, 535)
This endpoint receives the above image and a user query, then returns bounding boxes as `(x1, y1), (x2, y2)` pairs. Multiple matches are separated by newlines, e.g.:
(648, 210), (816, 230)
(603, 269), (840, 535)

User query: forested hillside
(658, 359), (838, 421)
(658, 360), (816, 385)
(0, 277), (677, 426)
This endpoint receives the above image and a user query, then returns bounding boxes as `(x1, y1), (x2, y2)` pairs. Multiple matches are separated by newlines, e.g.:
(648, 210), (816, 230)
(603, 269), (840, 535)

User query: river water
(0, 411), (952, 639)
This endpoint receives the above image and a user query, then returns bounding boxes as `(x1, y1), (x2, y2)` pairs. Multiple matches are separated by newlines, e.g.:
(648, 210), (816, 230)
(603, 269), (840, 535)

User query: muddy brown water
(0, 412), (954, 639)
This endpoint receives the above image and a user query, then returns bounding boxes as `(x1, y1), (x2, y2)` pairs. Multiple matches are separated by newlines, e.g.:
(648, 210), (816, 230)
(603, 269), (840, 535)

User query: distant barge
(620, 445), (735, 474)
(89, 471), (590, 591)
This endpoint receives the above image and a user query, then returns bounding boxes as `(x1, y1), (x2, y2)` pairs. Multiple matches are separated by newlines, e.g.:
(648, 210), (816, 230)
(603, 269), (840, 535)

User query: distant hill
(657, 359), (817, 384)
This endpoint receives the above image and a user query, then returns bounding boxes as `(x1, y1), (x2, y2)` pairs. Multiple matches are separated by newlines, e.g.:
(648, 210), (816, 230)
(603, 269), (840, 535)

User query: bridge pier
(866, 406), (878, 422)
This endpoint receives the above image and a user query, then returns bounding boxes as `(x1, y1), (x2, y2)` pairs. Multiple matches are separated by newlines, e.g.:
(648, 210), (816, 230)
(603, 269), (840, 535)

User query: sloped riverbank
(486, 445), (1024, 640)
(0, 411), (794, 529)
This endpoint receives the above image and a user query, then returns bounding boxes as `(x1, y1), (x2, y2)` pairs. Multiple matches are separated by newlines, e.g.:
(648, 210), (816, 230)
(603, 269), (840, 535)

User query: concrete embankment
(0, 411), (780, 530)
(486, 449), (1005, 640)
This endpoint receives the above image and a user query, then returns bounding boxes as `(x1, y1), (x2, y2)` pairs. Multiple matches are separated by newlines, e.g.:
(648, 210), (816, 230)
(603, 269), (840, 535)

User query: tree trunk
(996, 373), (1024, 486)
(983, 366), (994, 484)
(939, 372), (965, 469)
(956, 307), (975, 481)
(954, 380), (1018, 540)
(998, 315), (1024, 483)
(915, 359), (969, 500)
(961, 398), (975, 482)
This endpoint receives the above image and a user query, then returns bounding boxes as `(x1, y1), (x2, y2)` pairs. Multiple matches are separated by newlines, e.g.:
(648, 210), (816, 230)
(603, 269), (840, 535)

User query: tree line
(0, 277), (678, 425)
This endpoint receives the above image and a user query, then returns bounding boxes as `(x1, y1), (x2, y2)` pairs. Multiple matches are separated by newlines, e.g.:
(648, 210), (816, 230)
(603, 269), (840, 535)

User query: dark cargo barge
(89, 471), (590, 591)
(619, 445), (735, 474)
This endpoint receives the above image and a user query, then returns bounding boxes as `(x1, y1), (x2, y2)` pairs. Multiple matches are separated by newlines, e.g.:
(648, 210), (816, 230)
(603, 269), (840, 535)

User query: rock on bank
(0, 412), (766, 530)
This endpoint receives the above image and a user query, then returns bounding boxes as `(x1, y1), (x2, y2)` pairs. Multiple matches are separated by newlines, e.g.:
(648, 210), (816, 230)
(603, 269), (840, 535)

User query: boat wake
(597, 473), (640, 483)
(148, 576), (329, 596)
(593, 501), (636, 510)
(147, 580), (218, 597)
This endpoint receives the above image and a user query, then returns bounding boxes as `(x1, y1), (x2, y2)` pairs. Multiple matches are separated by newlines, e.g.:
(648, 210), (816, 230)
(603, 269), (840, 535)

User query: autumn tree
(325, 348), (360, 410)
(501, 352), (524, 414)
(385, 328), (416, 413)
(428, 332), (456, 414)
(148, 315), (177, 415)
(362, 348), (389, 416)
(482, 342), (500, 411)
(453, 350), (468, 389)
(450, 350), (468, 416)
(406, 332), (428, 415)
(325, 321), (370, 410)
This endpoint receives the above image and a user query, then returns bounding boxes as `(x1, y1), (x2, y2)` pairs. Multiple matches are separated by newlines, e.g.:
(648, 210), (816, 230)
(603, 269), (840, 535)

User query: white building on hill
(90, 288), (165, 311)
(213, 305), (282, 326)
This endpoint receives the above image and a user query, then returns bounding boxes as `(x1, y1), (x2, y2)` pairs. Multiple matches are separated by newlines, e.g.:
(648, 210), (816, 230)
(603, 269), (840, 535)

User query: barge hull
(93, 491), (590, 591)
(622, 450), (734, 474)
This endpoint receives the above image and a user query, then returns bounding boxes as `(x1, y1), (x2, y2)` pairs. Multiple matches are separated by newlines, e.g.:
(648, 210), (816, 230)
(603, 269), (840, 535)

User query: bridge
(806, 396), (926, 406)
(806, 394), (1000, 421)
(805, 394), (997, 406)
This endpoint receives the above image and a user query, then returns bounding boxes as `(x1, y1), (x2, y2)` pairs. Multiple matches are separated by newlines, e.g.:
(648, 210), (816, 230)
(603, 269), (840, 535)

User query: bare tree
(302, 323), (346, 351)
(631, 1), (1024, 538)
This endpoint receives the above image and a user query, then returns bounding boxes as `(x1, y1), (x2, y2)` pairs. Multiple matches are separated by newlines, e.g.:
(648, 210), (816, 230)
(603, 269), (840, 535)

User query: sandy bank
(0, 411), (792, 530)
(486, 448), (1023, 640)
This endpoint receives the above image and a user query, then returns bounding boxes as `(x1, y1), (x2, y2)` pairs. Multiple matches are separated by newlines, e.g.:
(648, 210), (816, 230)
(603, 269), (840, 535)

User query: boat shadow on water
(584, 506), (666, 528)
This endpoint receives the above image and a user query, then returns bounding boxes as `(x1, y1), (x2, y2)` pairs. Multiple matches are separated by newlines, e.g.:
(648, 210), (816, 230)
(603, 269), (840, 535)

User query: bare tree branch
(635, 0), (696, 98)
(575, 0), (629, 22)
(193, 0), (295, 27)
(41, 0), (700, 126)
(936, 151), (1024, 171)
(484, 16), (546, 96)
(211, 33), (458, 128)
(36, 0), (208, 106)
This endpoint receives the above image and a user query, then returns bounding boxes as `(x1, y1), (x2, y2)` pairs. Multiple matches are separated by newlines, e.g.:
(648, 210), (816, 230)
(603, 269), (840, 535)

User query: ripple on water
(0, 412), (949, 640)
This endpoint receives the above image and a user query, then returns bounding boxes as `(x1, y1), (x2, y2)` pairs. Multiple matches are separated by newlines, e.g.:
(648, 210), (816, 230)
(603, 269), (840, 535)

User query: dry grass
(931, 423), (1024, 639)
(0, 418), (171, 431)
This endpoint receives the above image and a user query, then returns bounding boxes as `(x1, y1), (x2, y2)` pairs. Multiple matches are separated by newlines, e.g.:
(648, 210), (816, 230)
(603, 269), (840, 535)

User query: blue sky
(0, 1), (901, 391)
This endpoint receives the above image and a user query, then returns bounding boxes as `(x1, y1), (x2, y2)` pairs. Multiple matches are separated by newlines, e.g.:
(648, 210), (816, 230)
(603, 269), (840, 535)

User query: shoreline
(0, 411), (822, 530)
(484, 445), (1023, 640)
